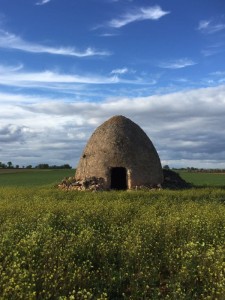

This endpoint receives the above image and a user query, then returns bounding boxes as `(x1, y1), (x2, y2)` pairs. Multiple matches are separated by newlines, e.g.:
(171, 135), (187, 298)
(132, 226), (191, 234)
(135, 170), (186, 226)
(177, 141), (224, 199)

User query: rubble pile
(162, 169), (192, 189)
(58, 170), (191, 191)
(58, 176), (105, 191)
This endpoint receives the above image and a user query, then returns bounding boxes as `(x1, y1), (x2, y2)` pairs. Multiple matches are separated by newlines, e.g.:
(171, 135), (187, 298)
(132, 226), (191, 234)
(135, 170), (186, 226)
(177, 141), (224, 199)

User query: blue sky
(0, 0), (225, 168)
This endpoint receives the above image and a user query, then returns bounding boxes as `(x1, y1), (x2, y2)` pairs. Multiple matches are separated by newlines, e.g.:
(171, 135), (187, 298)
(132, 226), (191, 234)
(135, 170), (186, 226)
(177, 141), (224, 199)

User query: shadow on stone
(162, 169), (192, 189)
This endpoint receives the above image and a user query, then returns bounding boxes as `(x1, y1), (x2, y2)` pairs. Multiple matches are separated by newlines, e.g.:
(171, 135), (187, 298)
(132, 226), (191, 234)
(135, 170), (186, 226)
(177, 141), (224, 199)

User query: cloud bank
(1, 85), (225, 168)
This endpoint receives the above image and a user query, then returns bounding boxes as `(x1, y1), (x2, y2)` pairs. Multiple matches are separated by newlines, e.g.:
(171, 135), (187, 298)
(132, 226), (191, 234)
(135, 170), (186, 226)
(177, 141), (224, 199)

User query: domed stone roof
(75, 115), (163, 189)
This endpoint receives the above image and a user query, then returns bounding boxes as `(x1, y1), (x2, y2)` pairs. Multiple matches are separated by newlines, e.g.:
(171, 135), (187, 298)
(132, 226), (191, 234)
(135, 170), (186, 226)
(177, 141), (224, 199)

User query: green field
(0, 169), (74, 187)
(0, 170), (225, 299)
(1, 168), (225, 188)
(178, 170), (225, 187)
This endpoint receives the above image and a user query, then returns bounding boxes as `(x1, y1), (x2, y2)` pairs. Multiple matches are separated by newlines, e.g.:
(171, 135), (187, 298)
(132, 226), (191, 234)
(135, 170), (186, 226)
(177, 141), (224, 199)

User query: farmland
(178, 170), (225, 187)
(1, 168), (225, 188)
(0, 170), (225, 299)
(0, 169), (74, 187)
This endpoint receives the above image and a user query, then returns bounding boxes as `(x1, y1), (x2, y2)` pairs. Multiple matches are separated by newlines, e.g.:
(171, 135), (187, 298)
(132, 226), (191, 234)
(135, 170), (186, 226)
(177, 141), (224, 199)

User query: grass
(0, 169), (74, 187)
(1, 168), (225, 188)
(178, 170), (225, 187)
(0, 187), (225, 299)
(0, 169), (225, 298)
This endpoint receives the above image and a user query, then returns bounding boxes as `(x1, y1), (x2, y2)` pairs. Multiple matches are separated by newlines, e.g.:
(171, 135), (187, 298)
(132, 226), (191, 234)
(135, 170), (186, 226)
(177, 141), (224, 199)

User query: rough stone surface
(58, 176), (105, 191)
(75, 115), (163, 190)
(57, 170), (191, 191)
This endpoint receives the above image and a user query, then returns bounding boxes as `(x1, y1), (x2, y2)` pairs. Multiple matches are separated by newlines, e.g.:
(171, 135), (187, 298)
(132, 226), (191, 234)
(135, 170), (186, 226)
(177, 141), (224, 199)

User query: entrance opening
(110, 167), (127, 190)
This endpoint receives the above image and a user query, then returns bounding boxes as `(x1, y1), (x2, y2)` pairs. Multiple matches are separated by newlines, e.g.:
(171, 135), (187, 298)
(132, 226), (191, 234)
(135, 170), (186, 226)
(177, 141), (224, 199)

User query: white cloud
(159, 58), (197, 69)
(98, 33), (119, 37)
(36, 0), (51, 5)
(210, 71), (225, 77)
(111, 68), (129, 75)
(107, 6), (170, 28)
(1, 85), (225, 168)
(0, 64), (117, 89)
(201, 43), (224, 57)
(198, 20), (210, 31)
(0, 64), (149, 92)
(198, 19), (225, 34)
(0, 29), (110, 57)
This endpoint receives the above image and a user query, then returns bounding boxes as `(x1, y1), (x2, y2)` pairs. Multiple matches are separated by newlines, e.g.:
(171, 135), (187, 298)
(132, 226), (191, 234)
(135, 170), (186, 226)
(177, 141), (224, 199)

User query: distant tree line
(163, 165), (225, 173)
(0, 162), (72, 169)
(182, 167), (225, 173)
(35, 164), (72, 169)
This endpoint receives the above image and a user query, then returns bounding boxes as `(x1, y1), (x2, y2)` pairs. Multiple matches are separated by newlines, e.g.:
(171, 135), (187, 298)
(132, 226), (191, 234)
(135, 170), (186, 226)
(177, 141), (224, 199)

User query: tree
(36, 164), (49, 169)
(62, 164), (72, 169)
(163, 165), (170, 170)
(7, 162), (13, 168)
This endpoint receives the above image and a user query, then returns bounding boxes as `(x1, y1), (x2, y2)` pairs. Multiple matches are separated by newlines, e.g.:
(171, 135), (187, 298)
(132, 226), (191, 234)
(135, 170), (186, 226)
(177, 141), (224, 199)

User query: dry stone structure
(74, 115), (163, 190)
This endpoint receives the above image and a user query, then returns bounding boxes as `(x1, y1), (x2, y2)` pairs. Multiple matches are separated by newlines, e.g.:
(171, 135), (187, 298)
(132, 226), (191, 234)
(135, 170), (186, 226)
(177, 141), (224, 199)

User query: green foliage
(0, 187), (225, 299)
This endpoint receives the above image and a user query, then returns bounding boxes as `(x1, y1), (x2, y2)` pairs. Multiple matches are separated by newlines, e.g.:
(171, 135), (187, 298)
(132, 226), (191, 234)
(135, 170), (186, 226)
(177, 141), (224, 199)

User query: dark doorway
(110, 167), (127, 190)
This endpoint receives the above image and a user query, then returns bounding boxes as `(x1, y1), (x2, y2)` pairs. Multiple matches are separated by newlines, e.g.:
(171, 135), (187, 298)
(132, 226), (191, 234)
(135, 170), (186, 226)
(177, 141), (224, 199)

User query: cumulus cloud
(0, 29), (110, 57)
(0, 124), (32, 143)
(159, 58), (197, 69)
(107, 6), (170, 28)
(1, 85), (225, 168)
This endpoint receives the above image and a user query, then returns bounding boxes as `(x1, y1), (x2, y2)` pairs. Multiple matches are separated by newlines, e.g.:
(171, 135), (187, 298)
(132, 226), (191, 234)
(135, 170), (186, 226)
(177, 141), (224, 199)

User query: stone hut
(75, 115), (163, 190)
